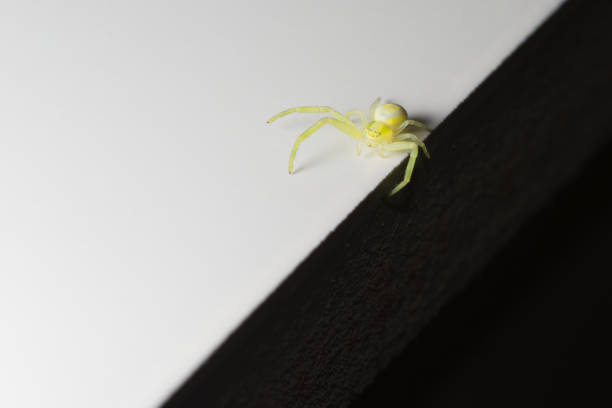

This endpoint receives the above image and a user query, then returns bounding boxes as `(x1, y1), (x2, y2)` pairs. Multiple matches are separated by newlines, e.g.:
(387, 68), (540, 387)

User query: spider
(267, 98), (431, 195)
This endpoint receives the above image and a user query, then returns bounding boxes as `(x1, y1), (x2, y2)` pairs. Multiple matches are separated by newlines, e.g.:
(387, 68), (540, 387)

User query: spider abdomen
(373, 103), (408, 133)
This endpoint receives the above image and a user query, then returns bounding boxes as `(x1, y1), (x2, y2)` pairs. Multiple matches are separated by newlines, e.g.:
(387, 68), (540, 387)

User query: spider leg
(369, 97), (381, 120)
(397, 119), (432, 134)
(346, 109), (367, 156)
(346, 109), (367, 128)
(289, 117), (362, 173)
(267, 106), (357, 129)
(377, 145), (388, 158)
(395, 132), (431, 158)
(382, 141), (419, 196)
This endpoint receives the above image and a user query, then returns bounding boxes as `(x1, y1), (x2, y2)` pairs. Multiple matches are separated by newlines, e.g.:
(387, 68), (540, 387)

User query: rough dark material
(164, 1), (612, 407)
(351, 137), (612, 407)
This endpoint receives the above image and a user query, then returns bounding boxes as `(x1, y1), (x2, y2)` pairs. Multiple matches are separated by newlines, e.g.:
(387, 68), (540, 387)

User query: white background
(0, 1), (561, 406)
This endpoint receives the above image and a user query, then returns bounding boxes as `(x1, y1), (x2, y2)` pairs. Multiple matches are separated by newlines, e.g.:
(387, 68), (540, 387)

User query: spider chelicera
(267, 98), (431, 195)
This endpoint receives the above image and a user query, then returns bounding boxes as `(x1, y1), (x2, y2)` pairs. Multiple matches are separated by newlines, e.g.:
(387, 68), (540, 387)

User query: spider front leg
(346, 109), (367, 128)
(267, 106), (355, 127)
(382, 141), (420, 196)
(346, 109), (367, 156)
(288, 117), (362, 173)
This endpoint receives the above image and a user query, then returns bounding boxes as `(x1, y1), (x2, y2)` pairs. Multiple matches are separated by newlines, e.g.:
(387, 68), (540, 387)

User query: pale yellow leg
(267, 106), (357, 129)
(369, 97), (381, 120)
(346, 109), (367, 128)
(383, 141), (419, 196)
(288, 117), (362, 173)
(397, 119), (432, 133)
(346, 109), (367, 156)
(395, 133), (431, 158)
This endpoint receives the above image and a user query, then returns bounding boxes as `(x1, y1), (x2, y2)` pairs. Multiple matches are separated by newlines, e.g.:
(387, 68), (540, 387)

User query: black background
(352, 139), (612, 406)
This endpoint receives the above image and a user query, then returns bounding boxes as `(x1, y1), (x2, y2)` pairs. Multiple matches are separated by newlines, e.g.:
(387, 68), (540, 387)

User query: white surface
(0, 1), (562, 407)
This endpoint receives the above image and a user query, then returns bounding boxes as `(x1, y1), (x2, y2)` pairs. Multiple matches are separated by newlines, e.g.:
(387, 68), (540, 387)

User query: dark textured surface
(352, 138), (612, 407)
(164, 1), (612, 407)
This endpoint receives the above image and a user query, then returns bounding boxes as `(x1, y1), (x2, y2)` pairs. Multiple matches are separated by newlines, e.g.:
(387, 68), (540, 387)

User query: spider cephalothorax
(365, 121), (392, 146)
(267, 98), (431, 195)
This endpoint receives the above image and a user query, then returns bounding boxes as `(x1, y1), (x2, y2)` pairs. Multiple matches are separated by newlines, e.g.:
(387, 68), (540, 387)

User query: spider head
(365, 121), (392, 146)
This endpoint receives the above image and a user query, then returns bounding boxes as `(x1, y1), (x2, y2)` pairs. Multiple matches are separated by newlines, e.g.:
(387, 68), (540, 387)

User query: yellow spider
(267, 98), (431, 195)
